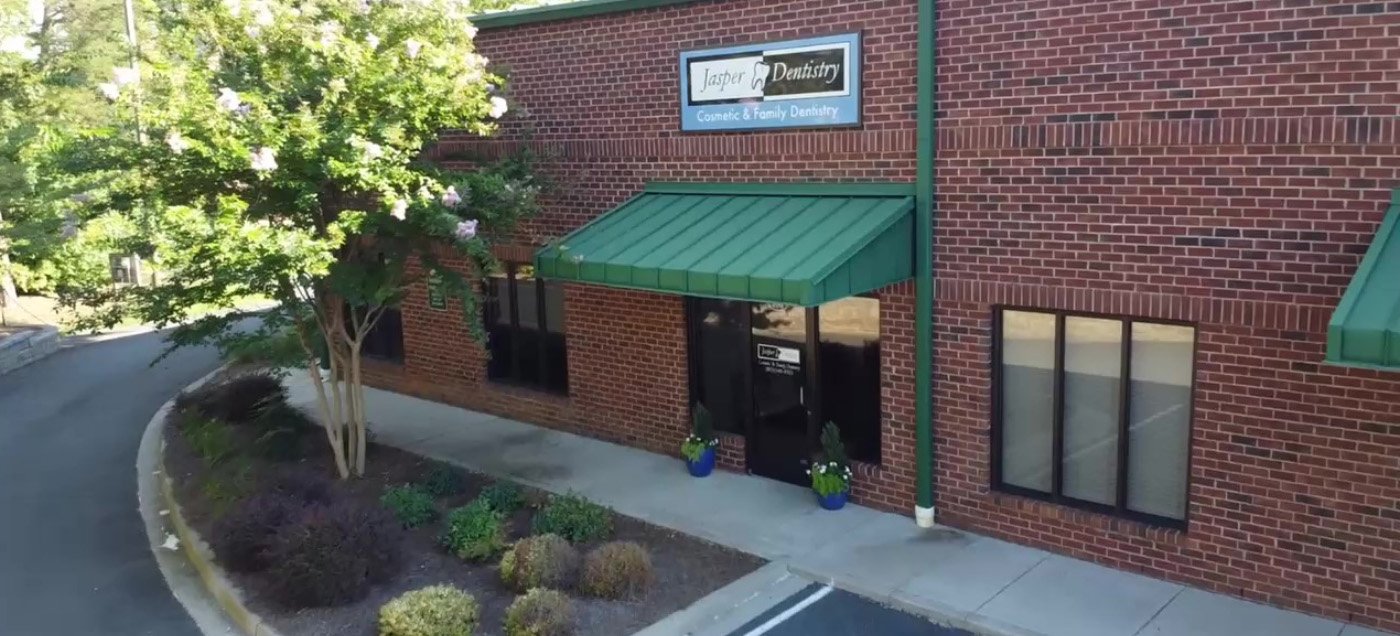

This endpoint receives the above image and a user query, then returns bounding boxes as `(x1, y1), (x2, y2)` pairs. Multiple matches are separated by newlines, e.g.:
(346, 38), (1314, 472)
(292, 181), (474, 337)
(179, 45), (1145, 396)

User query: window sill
(989, 490), (1188, 543)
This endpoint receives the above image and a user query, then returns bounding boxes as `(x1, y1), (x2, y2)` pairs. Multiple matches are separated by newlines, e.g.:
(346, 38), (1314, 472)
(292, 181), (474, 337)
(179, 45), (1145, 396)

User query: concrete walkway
(283, 374), (1392, 636)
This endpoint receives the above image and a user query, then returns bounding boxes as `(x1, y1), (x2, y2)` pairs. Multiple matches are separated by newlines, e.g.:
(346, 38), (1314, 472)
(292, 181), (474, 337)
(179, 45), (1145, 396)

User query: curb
(0, 325), (60, 375)
(137, 365), (285, 636)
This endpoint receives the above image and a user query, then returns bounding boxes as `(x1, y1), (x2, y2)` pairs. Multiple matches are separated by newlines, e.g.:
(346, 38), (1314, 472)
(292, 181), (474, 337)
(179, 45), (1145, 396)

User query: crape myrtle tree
(78, 0), (537, 479)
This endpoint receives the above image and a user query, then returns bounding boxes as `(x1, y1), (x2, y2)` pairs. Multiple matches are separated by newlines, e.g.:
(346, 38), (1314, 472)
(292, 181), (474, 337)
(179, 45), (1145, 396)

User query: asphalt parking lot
(727, 583), (974, 636)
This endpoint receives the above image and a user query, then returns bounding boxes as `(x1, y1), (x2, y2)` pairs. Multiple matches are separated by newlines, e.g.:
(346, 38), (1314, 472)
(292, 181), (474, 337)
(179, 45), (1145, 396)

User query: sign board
(679, 33), (860, 132)
(426, 272), (447, 310)
(756, 342), (801, 376)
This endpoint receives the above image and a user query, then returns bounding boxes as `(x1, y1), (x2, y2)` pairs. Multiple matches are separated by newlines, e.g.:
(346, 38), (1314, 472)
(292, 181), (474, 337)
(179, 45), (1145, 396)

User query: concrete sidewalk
(283, 374), (1391, 636)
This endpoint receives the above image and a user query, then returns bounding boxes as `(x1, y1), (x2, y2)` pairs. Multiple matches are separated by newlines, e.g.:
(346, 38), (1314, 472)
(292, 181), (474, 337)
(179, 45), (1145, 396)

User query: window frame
(990, 306), (1197, 530)
(483, 262), (569, 396)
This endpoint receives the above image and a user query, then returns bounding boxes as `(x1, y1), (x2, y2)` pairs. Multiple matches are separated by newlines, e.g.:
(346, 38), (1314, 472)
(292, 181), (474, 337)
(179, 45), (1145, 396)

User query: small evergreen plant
(680, 404), (718, 462)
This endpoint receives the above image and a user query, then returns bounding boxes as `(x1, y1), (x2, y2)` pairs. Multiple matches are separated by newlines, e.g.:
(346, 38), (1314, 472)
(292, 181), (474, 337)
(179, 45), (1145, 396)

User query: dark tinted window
(818, 296), (881, 464)
(688, 298), (750, 434)
(484, 263), (568, 395)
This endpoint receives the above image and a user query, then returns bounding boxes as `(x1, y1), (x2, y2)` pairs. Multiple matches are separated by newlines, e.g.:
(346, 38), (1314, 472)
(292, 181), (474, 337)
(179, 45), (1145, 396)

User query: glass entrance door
(748, 303), (812, 485)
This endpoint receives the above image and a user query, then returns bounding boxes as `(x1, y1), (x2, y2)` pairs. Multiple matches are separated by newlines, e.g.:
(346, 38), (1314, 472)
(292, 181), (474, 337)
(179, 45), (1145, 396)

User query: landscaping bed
(164, 371), (763, 636)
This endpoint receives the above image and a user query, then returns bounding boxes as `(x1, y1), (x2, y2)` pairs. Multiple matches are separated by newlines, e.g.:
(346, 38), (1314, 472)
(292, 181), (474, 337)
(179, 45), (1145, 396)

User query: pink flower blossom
(441, 186), (462, 207)
(454, 220), (478, 241)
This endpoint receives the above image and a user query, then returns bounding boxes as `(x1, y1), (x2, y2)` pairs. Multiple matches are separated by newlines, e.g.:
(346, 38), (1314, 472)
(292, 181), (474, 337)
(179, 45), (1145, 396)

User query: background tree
(73, 0), (537, 479)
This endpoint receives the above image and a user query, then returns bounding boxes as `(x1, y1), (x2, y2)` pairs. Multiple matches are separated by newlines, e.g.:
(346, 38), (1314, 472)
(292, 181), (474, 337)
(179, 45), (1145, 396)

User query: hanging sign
(426, 272), (448, 310)
(679, 32), (861, 132)
(756, 342), (801, 376)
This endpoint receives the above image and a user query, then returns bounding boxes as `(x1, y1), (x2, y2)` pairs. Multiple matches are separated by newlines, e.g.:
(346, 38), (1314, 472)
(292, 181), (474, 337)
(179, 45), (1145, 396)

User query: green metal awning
(534, 182), (914, 306)
(1328, 189), (1400, 369)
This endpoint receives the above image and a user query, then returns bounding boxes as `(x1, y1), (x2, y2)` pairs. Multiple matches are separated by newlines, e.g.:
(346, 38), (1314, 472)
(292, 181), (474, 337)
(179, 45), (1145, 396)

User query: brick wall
(373, 0), (1400, 630)
(933, 1), (1400, 630)
(386, 0), (923, 510)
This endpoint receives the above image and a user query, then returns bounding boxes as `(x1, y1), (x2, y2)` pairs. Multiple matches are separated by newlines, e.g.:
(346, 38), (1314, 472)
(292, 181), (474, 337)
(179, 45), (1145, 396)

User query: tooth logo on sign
(679, 33), (861, 132)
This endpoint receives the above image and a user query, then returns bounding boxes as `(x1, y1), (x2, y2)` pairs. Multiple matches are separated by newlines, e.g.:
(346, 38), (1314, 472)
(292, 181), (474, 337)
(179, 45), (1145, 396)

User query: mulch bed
(163, 380), (763, 636)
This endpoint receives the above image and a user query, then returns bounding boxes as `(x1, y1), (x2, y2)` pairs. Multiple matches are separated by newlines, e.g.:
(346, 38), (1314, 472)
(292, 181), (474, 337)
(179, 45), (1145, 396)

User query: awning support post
(913, 0), (937, 528)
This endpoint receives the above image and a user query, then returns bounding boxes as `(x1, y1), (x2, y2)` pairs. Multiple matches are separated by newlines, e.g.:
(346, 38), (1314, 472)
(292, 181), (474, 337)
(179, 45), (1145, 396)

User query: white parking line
(741, 584), (834, 636)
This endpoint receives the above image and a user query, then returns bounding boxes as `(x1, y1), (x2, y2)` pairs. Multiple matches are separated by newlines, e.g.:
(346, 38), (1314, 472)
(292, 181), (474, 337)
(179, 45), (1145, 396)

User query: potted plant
(680, 404), (719, 477)
(809, 422), (853, 510)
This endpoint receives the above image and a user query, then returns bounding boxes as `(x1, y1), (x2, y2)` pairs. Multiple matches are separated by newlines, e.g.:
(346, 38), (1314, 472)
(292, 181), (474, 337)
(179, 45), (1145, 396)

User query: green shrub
(441, 500), (505, 561)
(202, 460), (256, 516)
(182, 415), (237, 466)
(378, 585), (479, 636)
(419, 461), (465, 498)
(503, 589), (572, 636)
(381, 485), (439, 529)
(531, 493), (612, 543)
(579, 541), (653, 600)
(500, 534), (580, 592)
(479, 481), (525, 514)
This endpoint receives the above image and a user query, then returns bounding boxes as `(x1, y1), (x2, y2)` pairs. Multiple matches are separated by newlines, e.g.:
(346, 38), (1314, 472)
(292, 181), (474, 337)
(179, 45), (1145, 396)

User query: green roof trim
(535, 182), (915, 306)
(1326, 189), (1400, 369)
(473, 0), (704, 29)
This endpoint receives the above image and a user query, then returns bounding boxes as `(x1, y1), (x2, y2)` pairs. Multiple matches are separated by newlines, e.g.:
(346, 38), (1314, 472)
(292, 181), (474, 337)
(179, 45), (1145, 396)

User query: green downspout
(913, 0), (936, 527)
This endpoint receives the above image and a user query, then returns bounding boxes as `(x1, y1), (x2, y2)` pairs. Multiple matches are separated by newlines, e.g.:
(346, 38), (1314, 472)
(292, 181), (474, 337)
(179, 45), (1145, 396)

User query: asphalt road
(729, 584), (974, 636)
(0, 330), (217, 636)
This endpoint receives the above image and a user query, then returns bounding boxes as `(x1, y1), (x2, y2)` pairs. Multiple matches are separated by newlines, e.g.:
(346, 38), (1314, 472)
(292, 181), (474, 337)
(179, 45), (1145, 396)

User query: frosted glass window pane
(1062, 316), (1122, 506)
(999, 311), (1056, 492)
(1127, 323), (1194, 520)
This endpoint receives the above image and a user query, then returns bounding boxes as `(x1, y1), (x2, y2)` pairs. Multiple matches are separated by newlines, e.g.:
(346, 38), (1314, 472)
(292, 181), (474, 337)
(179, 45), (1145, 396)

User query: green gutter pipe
(913, 0), (936, 527)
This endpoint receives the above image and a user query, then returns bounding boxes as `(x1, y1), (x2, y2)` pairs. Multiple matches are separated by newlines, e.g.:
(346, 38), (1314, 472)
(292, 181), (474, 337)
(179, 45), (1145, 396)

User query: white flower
(390, 199), (407, 220)
(98, 82), (120, 101)
(488, 95), (508, 119)
(245, 25), (261, 38)
(235, 104), (251, 118)
(353, 0), (371, 14)
(216, 87), (242, 111)
(206, 53), (222, 71)
(112, 66), (139, 87)
(327, 78), (347, 96)
(222, 0), (242, 16)
(361, 140), (383, 160)
(318, 21), (340, 47)
(365, 33), (380, 50)
(165, 131), (190, 154)
(441, 186), (462, 207)
(251, 1), (274, 26)
(417, 186), (433, 201)
(454, 220), (478, 241)
(249, 146), (278, 172)
(405, 38), (422, 59)
(817, 464), (827, 474)
(464, 22), (478, 39)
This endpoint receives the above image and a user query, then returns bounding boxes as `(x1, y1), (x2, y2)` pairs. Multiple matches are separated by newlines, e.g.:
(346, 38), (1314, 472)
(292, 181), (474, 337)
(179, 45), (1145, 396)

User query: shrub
(503, 589), (573, 636)
(531, 494), (612, 543)
(202, 459), (256, 516)
(265, 467), (339, 504)
(184, 373), (287, 424)
(265, 501), (405, 608)
(441, 500), (505, 562)
(378, 585), (479, 636)
(211, 492), (301, 572)
(182, 415), (237, 466)
(500, 534), (580, 592)
(382, 485), (438, 528)
(479, 481), (525, 514)
(250, 402), (316, 461)
(580, 542), (653, 600)
(418, 461), (465, 498)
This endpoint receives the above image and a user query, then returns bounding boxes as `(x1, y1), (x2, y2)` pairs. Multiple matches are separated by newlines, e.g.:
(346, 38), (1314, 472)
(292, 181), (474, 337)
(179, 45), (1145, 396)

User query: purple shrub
(265, 467), (338, 505)
(211, 492), (301, 573)
(264, 500), (405, 608)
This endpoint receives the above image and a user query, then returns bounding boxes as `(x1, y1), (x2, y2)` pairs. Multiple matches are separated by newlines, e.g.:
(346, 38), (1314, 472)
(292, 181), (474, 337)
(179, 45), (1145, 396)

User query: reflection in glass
(690, 299), (750, 433)
(1128, 323), (1194, 520)
(1061, 316), (1122, 506)
(999, 311), (1056, 492)
(819, 296), (881, 463)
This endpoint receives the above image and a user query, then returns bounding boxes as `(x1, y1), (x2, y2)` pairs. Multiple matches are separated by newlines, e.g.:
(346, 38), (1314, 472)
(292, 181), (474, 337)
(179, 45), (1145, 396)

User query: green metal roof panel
(535, 182), (915, 306)
(1327, 189), (1400, 369)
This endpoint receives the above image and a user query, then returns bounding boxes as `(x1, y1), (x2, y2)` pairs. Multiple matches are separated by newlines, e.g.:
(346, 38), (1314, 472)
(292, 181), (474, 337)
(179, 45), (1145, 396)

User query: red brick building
(363, 0), (1400, 630)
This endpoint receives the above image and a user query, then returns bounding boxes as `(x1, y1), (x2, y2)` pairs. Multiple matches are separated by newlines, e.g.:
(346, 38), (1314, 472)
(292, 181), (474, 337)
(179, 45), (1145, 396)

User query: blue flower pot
(686, 447), (716, 477)
(816, 489), (849, 510)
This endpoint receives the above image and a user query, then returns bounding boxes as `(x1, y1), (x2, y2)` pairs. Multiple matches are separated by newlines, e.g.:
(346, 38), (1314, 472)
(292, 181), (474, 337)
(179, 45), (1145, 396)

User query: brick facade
(366, 0), (1400, 631)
